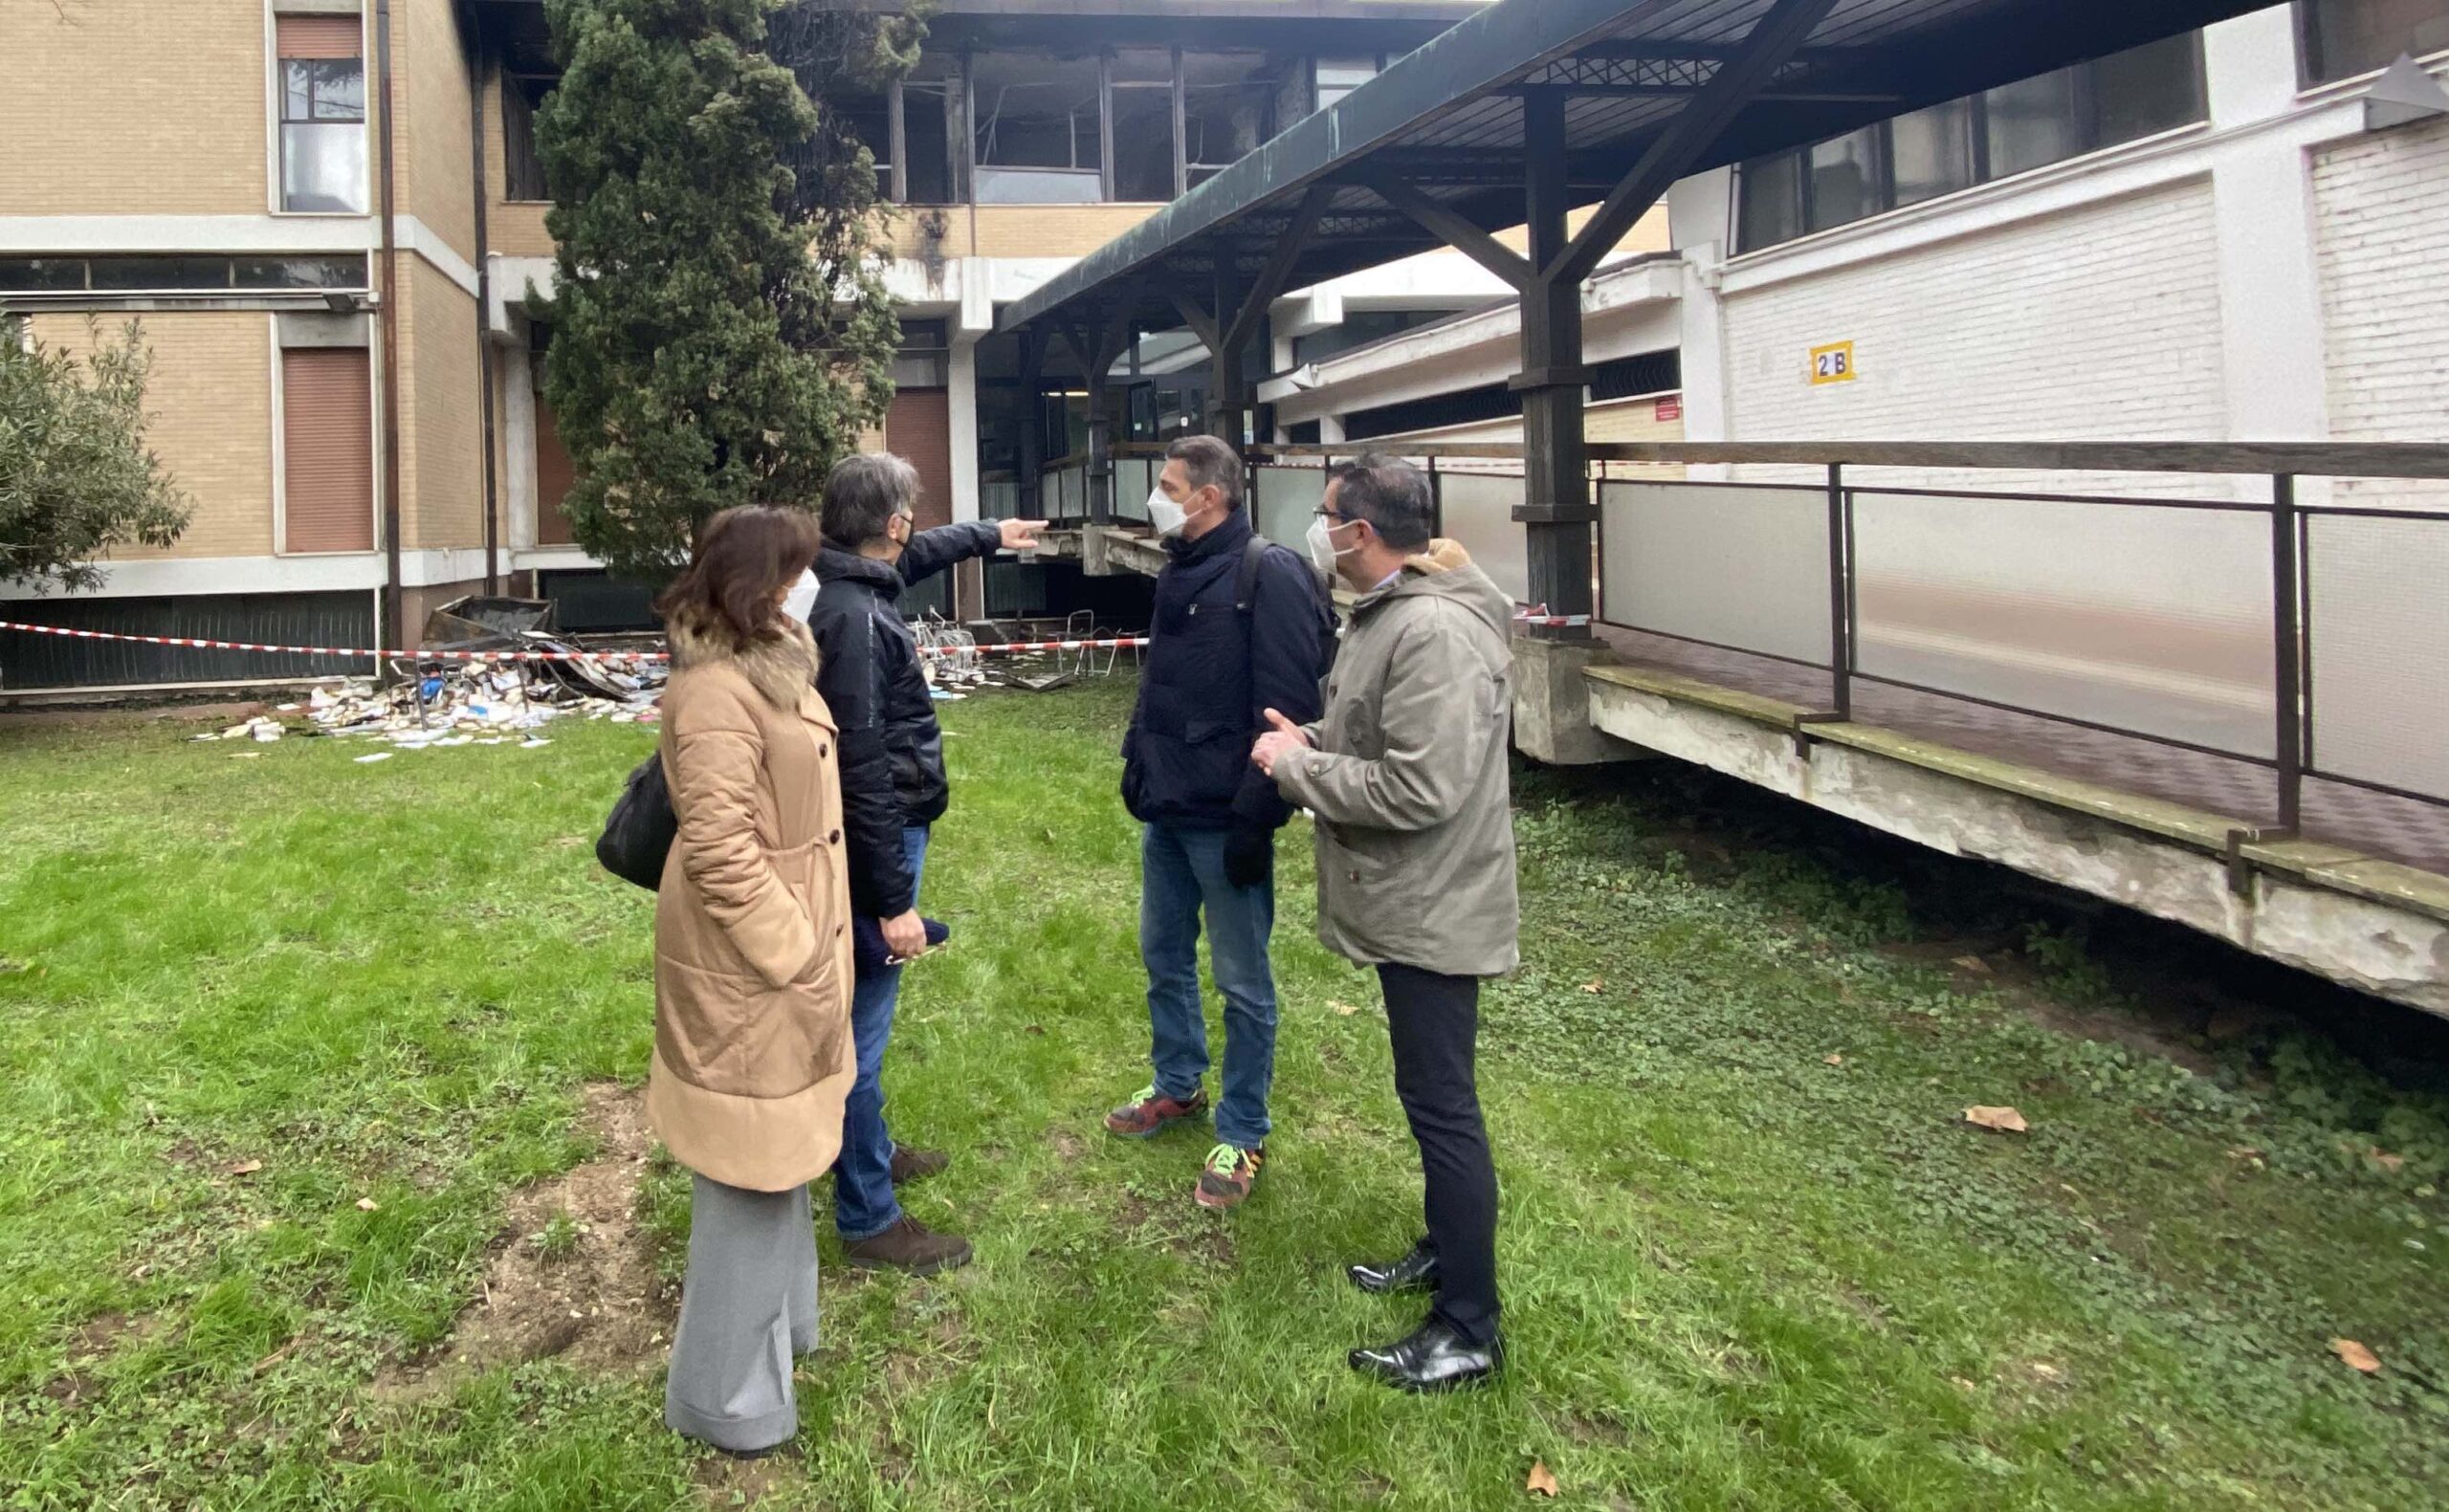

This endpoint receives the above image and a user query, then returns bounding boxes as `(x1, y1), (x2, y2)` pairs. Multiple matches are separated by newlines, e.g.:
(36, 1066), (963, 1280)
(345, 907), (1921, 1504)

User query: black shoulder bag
(597, 753), (678, 890)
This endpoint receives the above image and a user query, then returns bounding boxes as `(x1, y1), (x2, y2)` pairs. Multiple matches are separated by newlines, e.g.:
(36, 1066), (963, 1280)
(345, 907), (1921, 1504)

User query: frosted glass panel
(1438, 471), (1528, 605)
(1599, 482), (1831, 665)
(1114, 457), (1154, 522)
(1852, 491), (2272, 756)
(2307, 515), (2449, 800)
(980, 477), (1018, 520)
(1253, 465), (1326, 550)
(1046, 464), (1086, 521)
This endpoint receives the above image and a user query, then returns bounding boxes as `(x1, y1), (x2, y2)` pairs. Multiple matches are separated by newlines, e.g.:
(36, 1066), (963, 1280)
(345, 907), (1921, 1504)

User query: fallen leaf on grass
(1526, 1461), (1559, 1498)
(2332, 1339), (2381, 1373)
(355, 1197), (381, 1213)
(1579, 979), (1604, 994)
(227, 1160), (263, 1177)
(1952, 954), (1993, 975)
(1964, 1106), (2029, 1134)
(2370, 1148), (2407, 1172)
(1823, 1053), (1845, 1066)
(1330, 1000), (1362, 1017)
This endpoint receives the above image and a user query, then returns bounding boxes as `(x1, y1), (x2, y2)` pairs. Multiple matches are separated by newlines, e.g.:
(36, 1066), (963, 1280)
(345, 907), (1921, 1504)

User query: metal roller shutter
(275, 14), (362, 59)
(281, 347), (375, 554)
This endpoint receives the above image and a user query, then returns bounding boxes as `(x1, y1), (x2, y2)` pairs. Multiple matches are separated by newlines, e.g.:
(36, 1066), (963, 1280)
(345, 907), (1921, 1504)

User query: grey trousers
(664, 1175), (819, 1453)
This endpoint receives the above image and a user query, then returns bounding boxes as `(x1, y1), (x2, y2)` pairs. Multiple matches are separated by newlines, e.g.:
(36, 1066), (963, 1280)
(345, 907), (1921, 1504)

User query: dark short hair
(654, 504), (823, 646)
(821, 452), (919, 549)
(1326, 453), (1434, 552)
(1165, 434), (1244, 513)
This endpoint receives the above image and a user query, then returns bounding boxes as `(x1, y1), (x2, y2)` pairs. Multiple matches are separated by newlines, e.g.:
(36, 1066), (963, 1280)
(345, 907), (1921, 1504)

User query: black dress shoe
(1348, 1243), (1440, 1296)
(1348, 1317), (1502, 1392)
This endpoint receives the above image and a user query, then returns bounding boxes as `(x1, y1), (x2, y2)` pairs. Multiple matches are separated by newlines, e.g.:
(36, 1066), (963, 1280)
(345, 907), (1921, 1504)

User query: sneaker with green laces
(1194, 1143), (1263, 1210)
(1105, 1084), (1208, 1139)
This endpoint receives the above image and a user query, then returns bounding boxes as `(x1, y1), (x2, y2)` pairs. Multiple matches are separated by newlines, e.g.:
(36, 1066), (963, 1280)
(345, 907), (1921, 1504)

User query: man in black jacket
(1106, 434), (1329, 1210)
(804, 452), (1043, 1273)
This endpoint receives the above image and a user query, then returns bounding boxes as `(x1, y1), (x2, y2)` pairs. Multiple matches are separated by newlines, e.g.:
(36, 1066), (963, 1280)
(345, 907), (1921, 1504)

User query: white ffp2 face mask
(1147, 488), (1189, 537)
(1307, 515), (1359, 577)
(781, 568), (819, 625)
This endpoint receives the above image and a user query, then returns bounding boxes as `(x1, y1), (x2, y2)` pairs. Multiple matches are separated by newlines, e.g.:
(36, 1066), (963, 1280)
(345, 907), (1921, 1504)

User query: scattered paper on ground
(188, 651), (668, 755)
(2332, 1338), (2382, 1373)
(1964, 1106), (2029, 1134)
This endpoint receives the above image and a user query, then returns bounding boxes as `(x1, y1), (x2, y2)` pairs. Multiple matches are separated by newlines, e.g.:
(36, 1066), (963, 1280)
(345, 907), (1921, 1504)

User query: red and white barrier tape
(0, 618), (1147, 665)
(936, 637), (1151, 655)
(0, 619), (663, 664)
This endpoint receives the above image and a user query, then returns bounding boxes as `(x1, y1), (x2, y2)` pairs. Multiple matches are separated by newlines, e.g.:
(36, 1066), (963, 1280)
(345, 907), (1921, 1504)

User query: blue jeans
(834, 824), (929, 1240)
(1139, 822), (1279, 1151)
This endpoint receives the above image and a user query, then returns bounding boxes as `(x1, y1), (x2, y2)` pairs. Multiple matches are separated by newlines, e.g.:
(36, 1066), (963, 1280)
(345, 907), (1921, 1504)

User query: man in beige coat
(1254, 453), (1518, 1392)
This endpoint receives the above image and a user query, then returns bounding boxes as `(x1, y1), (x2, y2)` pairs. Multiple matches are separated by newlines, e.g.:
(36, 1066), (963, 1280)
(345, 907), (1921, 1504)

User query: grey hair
(1327, 453), (1434, 551)
(1165, 434), (1245, 513)
(820, 451), (920, 549)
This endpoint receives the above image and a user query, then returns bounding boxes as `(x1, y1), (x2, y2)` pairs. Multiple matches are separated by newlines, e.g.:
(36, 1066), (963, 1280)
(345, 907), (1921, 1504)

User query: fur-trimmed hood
(665, 607), (818, 711)
(1350, 537), (1511, 642)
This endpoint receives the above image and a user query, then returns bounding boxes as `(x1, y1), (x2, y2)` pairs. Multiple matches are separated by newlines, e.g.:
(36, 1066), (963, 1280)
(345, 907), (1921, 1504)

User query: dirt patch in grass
(377, 1083), (670, 1399)
(691, 1448), (798, 1508)
(1046, 1126), (1087, 1161)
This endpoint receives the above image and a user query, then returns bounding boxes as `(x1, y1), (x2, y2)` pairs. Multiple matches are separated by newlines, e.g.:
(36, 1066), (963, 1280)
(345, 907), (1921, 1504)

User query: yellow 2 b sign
(1810, 341), (1857, 385)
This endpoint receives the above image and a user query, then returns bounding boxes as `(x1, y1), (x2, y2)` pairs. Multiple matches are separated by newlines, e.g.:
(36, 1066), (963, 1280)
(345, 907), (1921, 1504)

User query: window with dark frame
(838, 93), (894, 199)
(1112, 47), (1179, 201)
(902, 74), (957, 205)
(971, 53), (1104, 205)
(834, 45), (1344, 208)
(2298, 0), (2449, 85)
(502, 75), (553, 202)
(0, 255), (369, 295)
(276, 14), (368, 214)
(1736, 31), (2207, 253)
(1181, 51), (1274, 189)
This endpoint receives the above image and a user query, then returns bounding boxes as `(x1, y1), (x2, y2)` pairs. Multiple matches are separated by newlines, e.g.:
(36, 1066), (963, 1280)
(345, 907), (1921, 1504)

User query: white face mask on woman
(781, 568), (819, 624)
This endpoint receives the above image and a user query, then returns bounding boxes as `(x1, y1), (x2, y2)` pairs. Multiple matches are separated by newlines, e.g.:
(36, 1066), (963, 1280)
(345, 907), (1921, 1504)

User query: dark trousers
(1378, 963), (1500, 1343)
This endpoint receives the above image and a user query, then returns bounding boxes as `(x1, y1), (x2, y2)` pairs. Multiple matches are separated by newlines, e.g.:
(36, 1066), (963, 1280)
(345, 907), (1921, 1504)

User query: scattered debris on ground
(185, 651), (666, 752)
(376, 1084), (669, 1400)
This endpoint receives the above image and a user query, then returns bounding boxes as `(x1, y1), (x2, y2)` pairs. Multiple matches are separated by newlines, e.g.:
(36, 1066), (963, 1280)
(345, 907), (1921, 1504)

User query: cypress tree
(534, 0), (921, 581)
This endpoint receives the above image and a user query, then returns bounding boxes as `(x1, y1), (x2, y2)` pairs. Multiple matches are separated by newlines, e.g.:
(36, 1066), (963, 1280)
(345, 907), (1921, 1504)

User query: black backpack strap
(1234, 533), (1271, 614)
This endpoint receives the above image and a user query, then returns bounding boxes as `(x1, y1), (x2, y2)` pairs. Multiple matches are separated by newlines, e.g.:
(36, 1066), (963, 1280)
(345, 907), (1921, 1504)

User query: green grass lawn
(2, 676), (2445, 1510)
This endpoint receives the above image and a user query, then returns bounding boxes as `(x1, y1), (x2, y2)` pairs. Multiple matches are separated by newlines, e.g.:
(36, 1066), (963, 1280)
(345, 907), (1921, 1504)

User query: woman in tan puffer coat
(646, 504), (854, 1458)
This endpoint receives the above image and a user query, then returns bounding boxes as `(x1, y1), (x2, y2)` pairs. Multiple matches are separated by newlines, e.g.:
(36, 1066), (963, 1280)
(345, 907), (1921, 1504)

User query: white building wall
(2313, 116), (2449, 513)
(1718, 182), (2229, 495)
(1674, 6), (2449, 514)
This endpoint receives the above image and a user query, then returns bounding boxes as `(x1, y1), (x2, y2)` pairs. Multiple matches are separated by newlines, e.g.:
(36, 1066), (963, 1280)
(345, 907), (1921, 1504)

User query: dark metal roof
(1000, 0), (2271, 338)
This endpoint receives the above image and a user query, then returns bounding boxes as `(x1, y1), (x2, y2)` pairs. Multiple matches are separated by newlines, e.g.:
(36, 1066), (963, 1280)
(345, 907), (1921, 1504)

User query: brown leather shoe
(842, 1216), (973, 1276)
(890, 1146), (949, 1185)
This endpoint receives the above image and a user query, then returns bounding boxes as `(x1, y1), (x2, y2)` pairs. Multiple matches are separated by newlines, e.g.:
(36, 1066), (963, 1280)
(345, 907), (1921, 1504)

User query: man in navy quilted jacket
(1104, 434), (1329, 1210)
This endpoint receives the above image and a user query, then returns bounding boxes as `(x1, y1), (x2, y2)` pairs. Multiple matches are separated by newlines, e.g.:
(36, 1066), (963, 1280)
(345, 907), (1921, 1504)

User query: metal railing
(1580, 444), (2449, 836)
(1040, 439), (2449, 837)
